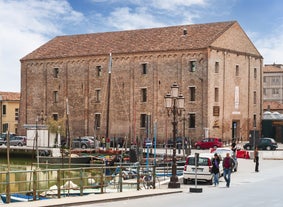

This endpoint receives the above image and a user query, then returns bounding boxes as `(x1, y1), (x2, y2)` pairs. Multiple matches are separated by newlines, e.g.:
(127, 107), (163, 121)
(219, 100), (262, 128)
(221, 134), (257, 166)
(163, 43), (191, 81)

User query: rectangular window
(94, 114), (101, 129)
(15, 108), (19, 121)
(52, 113), (58, 121)
(3, 123), (8, 132)
(271, 77), (280, 85)
(95, 89), (101, 102)
(254, 68), (257, 79)
(140, 114), (147, 128)
(253, 114), (256, 127)
(236, 65), (239, 76)
(189, 87), (196, 101)
(263, 89), (266, 96)
(272, 88), (279, 96)
(2, 105), (6, 116)
(96, 66), (102, 77)
(215, 62), (219, 73)
(189, 61), (196, 72)
(263, 77), (266, 83)
(253, 91), (256, 104)
(142, 63), (147, 74)
(53, 91), (59, 103)
(141, 88), (147, 102)
(53, 68), (59, 78)
(188, 114), (196, 128)
(214, 88), (219, 102)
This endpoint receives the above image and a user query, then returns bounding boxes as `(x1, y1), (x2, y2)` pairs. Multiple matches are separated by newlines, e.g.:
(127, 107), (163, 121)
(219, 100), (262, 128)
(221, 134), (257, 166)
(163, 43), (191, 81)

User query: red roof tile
(0, 92), (20, 101)
(21, 21), (236, 61)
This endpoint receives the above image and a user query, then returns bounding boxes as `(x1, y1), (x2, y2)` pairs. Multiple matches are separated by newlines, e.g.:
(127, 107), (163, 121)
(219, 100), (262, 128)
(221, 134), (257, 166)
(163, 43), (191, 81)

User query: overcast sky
(1, 0), (283, 92)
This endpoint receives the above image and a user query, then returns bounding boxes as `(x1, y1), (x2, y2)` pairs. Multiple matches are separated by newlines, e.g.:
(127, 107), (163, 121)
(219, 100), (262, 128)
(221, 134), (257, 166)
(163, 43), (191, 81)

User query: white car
(183, 153), (223, 184)
(213, 148), (238, 172)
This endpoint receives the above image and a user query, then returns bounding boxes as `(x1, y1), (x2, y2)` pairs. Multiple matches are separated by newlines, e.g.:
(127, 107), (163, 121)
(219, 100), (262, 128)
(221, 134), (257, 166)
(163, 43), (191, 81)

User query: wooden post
(33, 170), (37, 200)
(6, 171), (10, 203)
(57, 169), (61, 198)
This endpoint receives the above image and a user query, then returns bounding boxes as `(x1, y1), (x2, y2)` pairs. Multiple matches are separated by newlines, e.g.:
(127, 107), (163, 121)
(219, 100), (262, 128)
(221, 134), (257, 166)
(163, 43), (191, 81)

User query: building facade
(0, 92), (21, 134)
(19, 21), (262, 145)
(263, 64), (283, 111)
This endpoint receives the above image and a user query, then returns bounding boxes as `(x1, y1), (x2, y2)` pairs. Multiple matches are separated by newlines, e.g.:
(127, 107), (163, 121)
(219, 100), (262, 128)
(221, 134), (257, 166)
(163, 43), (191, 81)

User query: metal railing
(0, 163), (160, 204)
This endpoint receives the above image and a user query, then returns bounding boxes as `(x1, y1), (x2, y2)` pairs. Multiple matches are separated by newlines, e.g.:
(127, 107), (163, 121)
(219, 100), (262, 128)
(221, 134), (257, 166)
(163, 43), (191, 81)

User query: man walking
(222, 152), (235, 187)
(254, 147), (259, 172)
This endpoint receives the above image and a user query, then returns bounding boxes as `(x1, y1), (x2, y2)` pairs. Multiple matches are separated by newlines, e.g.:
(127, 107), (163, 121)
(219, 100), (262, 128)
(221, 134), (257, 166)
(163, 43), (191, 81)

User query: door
(232, 121), (239, 142)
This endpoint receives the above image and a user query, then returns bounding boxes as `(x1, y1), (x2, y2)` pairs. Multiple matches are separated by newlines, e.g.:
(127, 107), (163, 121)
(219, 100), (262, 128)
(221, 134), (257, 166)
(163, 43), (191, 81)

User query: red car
(194, 138), (223, 149)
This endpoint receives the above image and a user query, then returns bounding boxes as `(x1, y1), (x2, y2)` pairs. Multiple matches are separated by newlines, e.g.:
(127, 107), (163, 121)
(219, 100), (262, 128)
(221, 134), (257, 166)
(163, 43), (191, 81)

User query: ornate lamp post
(164, 82), (185, 188)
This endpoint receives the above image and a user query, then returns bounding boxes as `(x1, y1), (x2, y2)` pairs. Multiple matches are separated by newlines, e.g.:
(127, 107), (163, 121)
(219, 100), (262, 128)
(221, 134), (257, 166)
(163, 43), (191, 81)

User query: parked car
(6, 136), (27, 146)
(0, 133), (16, 139)
(194, 138), (223, 149)
(243, 137), (278, 150)
(213, 148), (238, 172)
(71, 137), (95, 149)
(183, 153), (223, 184)
(0, 138), (5, 145)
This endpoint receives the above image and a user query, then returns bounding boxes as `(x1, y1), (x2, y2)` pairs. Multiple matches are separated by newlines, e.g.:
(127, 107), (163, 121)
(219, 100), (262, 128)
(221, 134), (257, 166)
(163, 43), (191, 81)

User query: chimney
(183, 28), (187, 35)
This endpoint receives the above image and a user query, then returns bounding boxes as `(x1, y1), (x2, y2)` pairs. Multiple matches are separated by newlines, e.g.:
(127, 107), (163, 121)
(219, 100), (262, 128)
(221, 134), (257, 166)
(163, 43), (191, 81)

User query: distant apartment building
(19, 21), (262, 144)
(263, 64), (283, 113)
(0, 92), (21, 134)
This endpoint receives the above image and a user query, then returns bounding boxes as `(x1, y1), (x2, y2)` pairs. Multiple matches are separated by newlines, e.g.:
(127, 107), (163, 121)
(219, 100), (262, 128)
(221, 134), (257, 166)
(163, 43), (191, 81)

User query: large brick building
(19, 21), (262, 145)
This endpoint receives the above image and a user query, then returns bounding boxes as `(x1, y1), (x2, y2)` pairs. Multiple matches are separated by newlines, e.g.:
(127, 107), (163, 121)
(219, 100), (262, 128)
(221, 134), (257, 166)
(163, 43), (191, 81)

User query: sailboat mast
(106, 53), (112, 142)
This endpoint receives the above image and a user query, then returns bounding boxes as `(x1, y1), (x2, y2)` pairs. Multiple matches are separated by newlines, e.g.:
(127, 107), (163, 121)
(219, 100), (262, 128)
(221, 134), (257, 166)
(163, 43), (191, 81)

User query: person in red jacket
(222, 153), (235, 187)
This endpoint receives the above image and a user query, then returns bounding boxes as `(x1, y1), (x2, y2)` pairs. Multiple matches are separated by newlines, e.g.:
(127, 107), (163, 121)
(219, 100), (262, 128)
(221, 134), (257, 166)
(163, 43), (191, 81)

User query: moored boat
(0, 193), (48, 203)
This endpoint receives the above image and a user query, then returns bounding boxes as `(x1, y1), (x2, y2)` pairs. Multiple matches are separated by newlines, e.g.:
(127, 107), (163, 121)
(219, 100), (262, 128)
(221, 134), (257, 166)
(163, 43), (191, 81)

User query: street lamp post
(164, 82), (185, 188)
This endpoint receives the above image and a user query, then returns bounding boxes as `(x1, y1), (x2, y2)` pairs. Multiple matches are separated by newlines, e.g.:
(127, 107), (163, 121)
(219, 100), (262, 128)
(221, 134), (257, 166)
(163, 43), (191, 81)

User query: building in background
(263, 64), (283, 113)
(18, 21), (262, 145)
(0, 92), (21, 134)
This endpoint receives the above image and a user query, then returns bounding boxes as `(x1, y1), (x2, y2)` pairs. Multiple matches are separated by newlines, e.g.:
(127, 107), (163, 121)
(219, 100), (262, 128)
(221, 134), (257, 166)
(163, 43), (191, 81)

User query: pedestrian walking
(254, 147), (259, 172)
(222, 152), (235, 187)
(211, 153), (220, 186)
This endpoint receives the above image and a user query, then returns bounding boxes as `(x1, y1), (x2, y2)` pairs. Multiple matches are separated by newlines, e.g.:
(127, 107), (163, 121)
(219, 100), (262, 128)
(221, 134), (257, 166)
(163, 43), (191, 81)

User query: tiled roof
(21, 21), (237, 61)
(0, 92), (20, 101)
(263, 64), (283, 73)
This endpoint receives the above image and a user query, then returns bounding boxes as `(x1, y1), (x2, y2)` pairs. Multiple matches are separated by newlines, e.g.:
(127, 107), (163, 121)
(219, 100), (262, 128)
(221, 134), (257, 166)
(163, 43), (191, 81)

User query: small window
(141, 88), (147, 102)
(54, 68), (59, 78)
(254, 68), (257, 79)
(215, 62), (219, 73)
(189, 61), (196, 72)
(214, 88), (219, 102)
(140, 114), (147, 128)
(52, 113), (58, 121)
(94, 114), (101, 129)
(3, 123), (8, 132)
(236, 65), (239, 76)
(15, 108), (19, 121)
(95, 89), (101, 102)
(253, 114), (256, 127)
(2, 105), (6, 116)
(189, 87), (196, 101)
(53, 91), (59, 103)
(96, 66), (102, 77)
(188, 113), (196, 128)
(263, 77), (266, 83)
(253, 91), (256, 104)
(142, 63), (147, 74)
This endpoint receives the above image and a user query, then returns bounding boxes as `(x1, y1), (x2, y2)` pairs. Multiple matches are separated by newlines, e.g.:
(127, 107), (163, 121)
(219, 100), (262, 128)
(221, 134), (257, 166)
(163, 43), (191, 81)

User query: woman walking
(211, 153), (220, 186)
